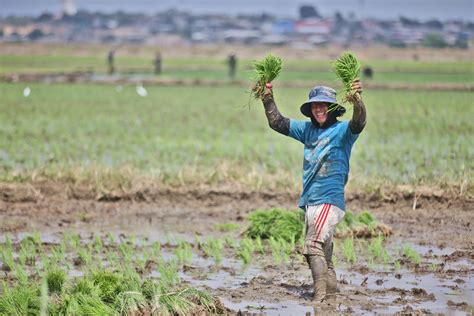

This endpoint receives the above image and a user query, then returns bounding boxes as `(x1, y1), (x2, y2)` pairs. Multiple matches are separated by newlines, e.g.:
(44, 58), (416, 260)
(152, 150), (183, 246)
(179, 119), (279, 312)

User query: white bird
(23, 87), (31, 97)
(136, 84), (148, 97)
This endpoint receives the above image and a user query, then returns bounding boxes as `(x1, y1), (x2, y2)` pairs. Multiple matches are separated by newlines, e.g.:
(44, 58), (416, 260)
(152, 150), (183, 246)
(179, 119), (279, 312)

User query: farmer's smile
(311, 102), (329, 126)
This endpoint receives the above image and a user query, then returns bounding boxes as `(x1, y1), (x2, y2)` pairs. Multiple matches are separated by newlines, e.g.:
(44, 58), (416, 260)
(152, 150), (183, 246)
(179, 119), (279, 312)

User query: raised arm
(348, 79), (367, 134)
(261, 83), (290, 136)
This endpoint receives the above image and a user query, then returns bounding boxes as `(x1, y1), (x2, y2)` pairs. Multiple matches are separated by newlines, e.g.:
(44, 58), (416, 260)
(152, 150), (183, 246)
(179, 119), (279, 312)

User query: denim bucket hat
(300, 86), (346, 117)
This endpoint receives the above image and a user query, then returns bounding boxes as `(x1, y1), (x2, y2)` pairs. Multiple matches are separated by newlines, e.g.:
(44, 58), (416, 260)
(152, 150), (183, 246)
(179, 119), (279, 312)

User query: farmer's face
(311, 102), (329, 125)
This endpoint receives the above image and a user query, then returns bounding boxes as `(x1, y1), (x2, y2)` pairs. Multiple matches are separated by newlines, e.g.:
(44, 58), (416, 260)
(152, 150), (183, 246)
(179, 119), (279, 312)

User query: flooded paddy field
(1, 182), (472, 314)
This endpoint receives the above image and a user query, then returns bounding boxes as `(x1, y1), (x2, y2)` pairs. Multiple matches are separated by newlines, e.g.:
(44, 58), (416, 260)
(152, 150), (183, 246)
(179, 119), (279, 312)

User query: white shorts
(304, 204), (345, 255)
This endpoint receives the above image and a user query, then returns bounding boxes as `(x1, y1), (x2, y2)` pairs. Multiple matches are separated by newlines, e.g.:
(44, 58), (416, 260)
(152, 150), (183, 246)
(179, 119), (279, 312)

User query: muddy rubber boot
(326, 268), (338, 295)
(307, 254), (327, 303)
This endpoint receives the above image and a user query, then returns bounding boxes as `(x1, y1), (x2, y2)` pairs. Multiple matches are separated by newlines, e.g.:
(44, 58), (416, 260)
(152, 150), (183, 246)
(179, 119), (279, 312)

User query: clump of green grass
(237, 238), (255, 266)
(402, 243), (422, 265)
(336, 210), (392, 238)
(201, 237), (224, 265)
(0, 283), (40, 315)
(174, 241), (193, 265)
(245, 208), (304, 243)
(341, 237), (357, 264)
(250, 53), (282, 100)
(46, 267), (67, 295)
(214, 222), (240, 232)
(333, 51), (361, 103)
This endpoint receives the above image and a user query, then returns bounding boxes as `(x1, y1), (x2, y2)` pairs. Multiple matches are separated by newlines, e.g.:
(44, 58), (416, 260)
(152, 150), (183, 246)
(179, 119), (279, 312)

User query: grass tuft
(333, 51), (361, 103)
(250, 53), (283, 100)
(245, 208), (304, 243)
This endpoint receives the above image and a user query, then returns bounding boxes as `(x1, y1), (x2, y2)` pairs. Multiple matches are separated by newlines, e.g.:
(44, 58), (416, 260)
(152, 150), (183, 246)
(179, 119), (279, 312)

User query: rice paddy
(0, 83), (472, 193)
(1, 44), (473, 314)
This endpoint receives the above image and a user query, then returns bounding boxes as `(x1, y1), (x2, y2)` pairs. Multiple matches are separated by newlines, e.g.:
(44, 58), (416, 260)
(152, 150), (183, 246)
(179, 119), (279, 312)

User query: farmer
(260, 80), (366, 303)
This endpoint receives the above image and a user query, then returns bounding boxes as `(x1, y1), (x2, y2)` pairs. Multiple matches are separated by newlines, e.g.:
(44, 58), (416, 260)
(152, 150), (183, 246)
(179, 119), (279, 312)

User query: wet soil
(0, 181), (473, 314)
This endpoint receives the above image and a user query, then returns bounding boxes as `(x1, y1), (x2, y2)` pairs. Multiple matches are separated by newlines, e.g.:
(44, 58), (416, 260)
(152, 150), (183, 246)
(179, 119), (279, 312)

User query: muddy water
(2, 229), (472, 315)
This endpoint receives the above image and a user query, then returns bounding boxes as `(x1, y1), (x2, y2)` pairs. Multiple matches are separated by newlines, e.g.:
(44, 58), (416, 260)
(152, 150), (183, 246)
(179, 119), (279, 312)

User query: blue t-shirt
(288, 119), (359, 211)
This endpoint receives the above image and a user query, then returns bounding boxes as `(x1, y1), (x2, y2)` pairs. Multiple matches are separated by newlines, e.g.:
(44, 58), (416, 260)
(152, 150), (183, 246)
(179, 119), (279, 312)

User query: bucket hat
(300, 86), (346, 117)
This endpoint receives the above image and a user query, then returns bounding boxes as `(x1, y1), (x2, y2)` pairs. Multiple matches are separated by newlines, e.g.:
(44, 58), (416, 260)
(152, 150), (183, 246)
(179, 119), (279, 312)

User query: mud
(0, 181), (473, 314)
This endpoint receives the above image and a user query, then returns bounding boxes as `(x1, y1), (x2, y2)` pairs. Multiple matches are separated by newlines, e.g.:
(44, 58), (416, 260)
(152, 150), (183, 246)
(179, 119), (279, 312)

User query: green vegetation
(214, 223), (240, 232)
(1, 83), (471, 192)
(201, 237), (224, 265)
(245, 208), (304, 242)
(333, 51), (361, 103)
(1, 54), (473, 84)
(402, 243), (422, 265)
(336, 210), (392, 238)
(341, 237), (357, 264)
(250, 53), (283, 99)
(0, 234), (224, 315)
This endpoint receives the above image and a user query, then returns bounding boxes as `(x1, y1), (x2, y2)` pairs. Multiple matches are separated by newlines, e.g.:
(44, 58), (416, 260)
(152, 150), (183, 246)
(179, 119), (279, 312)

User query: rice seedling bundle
(245, 208), (304, 242)
(250, 53), (283, 100)
(333, 52), (361, 103)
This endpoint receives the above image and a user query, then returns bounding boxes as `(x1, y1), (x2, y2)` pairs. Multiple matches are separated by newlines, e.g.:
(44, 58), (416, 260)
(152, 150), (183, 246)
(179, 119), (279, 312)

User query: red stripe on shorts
(314, 204), (330, 237)
(316, 204), (331, 241)
(312, 203), (328, 229)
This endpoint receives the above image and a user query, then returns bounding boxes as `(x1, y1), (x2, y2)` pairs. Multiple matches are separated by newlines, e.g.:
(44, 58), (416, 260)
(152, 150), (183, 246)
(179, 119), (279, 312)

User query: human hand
(351, 79), (363, 96)
(263, 82), (273, 99)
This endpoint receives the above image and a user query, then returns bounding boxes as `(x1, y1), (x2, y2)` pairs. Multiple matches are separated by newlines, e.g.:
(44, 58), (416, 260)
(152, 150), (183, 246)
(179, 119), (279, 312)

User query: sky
(0, 0), (473, 21)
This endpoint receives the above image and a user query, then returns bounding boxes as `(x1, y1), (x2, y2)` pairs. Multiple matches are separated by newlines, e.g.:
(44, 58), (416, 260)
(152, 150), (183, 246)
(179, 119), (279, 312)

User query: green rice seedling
(93, 235), (104, 254)
(5, 234), (13, 249)
(54, 293), (80, 315)
(115, 291), (147, 315)
(73, 278), (99, 296)
(333, 51), (361, 104)
(181, 288), (219, 313)
(202, 238), (224, 265)
(175, 241), (193, 265)
(105, 249), (120, 270)
(19, 239), (36, 266)
(358, 210), (376, 226)
(152, 241), (161, 259)
(122, 265), (142, 292)
(394, 260), (401, 270)
(91, 270), (124, 304)
(32, 232), (42, 247)
(46, 267), (67, 294)
(342, 237), (357, 264)
(402, 243), (422, 265)
(78, 247), (92, 267)
(224, 235), (237, 249)
(214, 222), (240, 232)
(40, 279), (48, 316)
(250, 53), (283, 100)
(158, 260), (181, 288)
(269, 237), (282, 265)
(0, 283), (40, 315)
(75, 293), (115, 315)
(107, 232), (116, 245)
(14, 264), (29, 286)
(69, 234), (81, 251)
(142, 279), (159, 300)
(254, 237), (265, 254)
(237, 238), (255, 266)
(237, 247), (252, 266)
(246, 208), (304, 242)
(152, 288), (194, 315)
(1, 245), (15, 271)
(368, 235), (384, 260)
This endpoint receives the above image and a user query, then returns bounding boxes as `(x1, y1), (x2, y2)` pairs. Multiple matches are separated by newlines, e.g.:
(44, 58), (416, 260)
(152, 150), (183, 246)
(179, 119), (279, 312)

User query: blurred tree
(422, 33), (448, 48)
(299, 5), (321, 19)
(27, 29), (45, 41)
